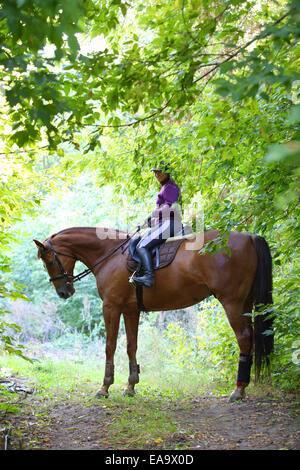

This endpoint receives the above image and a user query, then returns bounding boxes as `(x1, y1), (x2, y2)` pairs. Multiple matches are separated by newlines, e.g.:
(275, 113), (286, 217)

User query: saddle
(126, 226), (194, 275)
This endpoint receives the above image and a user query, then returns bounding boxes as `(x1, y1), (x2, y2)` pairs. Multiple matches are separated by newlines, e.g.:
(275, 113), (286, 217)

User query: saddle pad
(126, 238), (185, 274)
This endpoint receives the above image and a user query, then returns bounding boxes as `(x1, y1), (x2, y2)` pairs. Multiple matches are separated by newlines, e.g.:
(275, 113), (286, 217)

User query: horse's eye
(43, 259), (54, 268)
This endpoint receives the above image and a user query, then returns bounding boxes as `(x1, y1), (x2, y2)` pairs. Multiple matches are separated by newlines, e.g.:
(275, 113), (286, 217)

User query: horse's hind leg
(95, 303), (121, 398)
(222, 297), (253, 402)
(123, 311), (140, 396)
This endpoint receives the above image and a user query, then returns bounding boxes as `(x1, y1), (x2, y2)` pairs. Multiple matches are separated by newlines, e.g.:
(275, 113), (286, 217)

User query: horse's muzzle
(58, 283), (75, 299)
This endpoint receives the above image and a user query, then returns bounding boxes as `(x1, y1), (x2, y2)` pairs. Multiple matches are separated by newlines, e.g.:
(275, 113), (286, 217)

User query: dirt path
(1, 391), (299, 450)
(169, 395), (299, 450)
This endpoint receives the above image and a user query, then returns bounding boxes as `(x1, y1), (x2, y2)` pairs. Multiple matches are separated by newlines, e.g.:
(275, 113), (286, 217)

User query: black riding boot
(132, 247), (155, 288)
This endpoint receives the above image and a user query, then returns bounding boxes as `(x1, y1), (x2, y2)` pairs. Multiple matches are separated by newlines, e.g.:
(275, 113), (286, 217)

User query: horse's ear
(33, 239), (45, 249)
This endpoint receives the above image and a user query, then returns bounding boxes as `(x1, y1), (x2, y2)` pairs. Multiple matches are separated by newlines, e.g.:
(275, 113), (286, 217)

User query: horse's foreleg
(123, 311), (140, 396)
(223, 299), (253, 402)
(95, 303), (121, 398)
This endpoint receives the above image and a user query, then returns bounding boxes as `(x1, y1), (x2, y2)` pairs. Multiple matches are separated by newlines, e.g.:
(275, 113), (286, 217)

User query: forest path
(1, 385), (299, 450)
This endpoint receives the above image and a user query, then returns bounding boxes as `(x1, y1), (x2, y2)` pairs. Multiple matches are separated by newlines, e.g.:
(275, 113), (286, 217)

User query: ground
(0, 373), (299, 450)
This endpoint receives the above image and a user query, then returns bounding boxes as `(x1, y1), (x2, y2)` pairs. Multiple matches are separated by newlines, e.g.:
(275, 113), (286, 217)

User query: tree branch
(192, 8), (293, 85)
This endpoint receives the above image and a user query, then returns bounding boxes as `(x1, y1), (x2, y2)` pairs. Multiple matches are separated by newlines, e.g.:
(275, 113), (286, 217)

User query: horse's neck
(54, 228), (125, 269)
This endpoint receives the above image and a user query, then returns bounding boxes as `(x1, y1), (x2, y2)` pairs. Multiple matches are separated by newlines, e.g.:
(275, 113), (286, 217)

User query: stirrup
(131, 274), (154, 288)
(129, 270), (138, 286)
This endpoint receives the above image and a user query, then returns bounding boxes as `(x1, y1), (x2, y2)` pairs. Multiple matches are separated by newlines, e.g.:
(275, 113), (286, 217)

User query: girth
(126, 237), (185, 275)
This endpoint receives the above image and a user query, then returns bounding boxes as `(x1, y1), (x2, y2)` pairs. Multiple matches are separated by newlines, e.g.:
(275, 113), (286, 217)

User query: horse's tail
(252, 235), (274, 381)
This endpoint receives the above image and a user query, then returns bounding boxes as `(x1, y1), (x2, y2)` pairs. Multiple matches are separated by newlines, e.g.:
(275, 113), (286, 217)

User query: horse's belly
(142, 282), (211, 311)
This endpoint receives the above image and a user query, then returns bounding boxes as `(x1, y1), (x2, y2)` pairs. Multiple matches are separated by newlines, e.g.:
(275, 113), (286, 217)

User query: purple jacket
(151, 179), (181, 227)
(156, 179), (179, 207)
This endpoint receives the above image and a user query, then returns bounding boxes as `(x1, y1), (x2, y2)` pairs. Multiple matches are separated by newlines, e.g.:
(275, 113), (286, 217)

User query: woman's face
(153, 170), (169, 184)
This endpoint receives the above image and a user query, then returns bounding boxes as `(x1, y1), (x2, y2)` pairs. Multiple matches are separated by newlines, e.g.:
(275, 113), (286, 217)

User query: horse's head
(34, 238), (76, 299)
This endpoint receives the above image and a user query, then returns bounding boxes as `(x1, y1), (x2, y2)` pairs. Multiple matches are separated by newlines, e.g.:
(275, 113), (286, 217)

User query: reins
(45, 227), (140, 284)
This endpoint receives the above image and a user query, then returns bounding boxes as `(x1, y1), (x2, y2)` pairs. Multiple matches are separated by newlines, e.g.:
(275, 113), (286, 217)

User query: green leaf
(265, 142), (300, 165)
(68, 34), (80, 58)
(224, 245), (231, 257)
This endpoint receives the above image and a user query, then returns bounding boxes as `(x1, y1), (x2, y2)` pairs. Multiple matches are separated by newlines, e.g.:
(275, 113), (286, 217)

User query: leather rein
(44, 230), (138, 285)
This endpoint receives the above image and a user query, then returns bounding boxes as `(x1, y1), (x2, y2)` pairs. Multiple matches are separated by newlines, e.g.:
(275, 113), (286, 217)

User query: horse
(33, 226), (273, 401)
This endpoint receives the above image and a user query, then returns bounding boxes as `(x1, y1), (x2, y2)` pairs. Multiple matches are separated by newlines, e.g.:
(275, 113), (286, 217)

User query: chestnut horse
(34, 226), (273, 401)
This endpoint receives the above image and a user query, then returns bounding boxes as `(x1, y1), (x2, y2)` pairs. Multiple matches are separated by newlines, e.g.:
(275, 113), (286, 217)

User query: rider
(131, 161), (182, 288)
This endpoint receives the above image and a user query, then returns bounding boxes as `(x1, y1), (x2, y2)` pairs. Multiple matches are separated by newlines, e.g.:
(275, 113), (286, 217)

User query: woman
(131, 161), (182, 288)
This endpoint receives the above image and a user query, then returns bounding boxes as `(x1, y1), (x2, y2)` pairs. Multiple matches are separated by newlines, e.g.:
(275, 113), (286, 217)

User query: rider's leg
(131, 223), (167, 287)
(132, 245), (156, 288)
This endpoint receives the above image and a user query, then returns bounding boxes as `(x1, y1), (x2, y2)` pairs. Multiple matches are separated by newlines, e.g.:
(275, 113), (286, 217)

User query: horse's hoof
(228, 391), (245, 403)
(229, 394), (241, 403)
(95, 389), (109, 398)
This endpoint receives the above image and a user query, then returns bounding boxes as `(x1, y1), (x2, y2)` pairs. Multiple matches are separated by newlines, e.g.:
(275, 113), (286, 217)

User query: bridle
(44, 238), (77, 284)
(44, 236), (131, 285)
(43, 229), (139, 285)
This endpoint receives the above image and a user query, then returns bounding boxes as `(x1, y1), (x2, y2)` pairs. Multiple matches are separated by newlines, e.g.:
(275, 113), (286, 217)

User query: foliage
(0, 173), (117, 336)
(0, 151), (47, 359)
(164, 322), (200, 371)
(162, 300), (238, 385)
(271, 262), (300, 391)
(0, 0), (298, 151)
(0, 384), (21, 414)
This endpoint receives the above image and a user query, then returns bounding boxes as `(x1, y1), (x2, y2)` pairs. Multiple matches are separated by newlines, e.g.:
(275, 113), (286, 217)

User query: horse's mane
(48, 226), (128, 241)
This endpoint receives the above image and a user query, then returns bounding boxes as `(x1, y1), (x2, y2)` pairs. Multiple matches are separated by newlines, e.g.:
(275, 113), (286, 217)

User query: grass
(1, 340), (295, 450)
(0, 345), (214, 450)
(0, 321), (251, 449)
(2, 355), (97, 397)
(101, 391), (180, 449)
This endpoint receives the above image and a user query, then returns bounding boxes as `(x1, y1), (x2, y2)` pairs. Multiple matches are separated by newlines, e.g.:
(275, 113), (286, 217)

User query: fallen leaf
(153, 438), (163, 443)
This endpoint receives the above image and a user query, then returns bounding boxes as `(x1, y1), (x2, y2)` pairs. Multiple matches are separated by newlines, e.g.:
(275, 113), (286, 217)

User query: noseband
(44, 239), (77, 283)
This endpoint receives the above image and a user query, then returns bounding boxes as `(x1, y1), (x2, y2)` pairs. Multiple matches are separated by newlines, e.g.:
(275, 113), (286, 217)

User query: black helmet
(151, 160), (170, 173)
